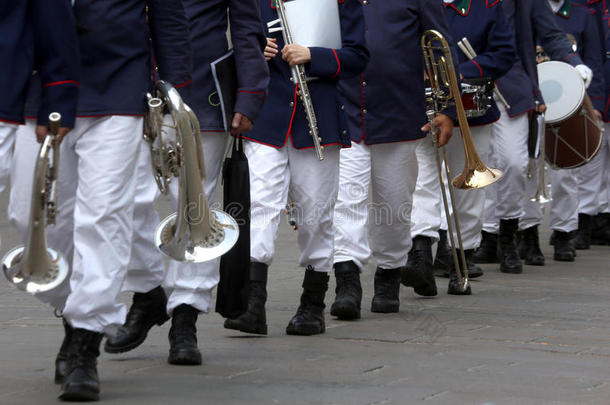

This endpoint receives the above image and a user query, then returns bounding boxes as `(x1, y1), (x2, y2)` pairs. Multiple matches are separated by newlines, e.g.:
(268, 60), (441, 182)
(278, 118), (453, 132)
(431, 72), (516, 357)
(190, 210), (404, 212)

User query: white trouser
(520, 162), (579, 232)
(123, 131), (229, 315)
(410, 134), (443, 241)
(482, 108), (529, 233)
(411, 125), (491, 250)
(334, 140), (419, 270)
(596, 124), (610, 213)
(0, 122), (16, 194)
(575, 132), (606, 215)
(245, 141), (340, 273)
(9, 117), (141, 332)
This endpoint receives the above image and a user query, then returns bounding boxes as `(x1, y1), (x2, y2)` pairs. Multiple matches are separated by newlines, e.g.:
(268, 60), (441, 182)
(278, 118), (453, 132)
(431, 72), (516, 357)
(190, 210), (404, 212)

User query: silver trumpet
(2, 113), (69, 293)
(268, 0), (324, 160)
(145, 81), (238, 263)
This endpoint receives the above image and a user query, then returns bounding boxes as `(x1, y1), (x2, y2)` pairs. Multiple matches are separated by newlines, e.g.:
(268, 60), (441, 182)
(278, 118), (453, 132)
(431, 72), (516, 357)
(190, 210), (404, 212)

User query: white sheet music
(284, 0), (342, 49)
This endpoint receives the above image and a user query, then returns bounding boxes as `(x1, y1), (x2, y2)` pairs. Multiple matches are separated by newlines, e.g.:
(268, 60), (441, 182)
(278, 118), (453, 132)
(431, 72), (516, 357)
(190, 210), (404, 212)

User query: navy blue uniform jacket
(26, 0), (192, 120)
(498, 0), (585, 116)
(339, 0), (457, 145)
(244, 0), (369, 149)
(183, 0), (269, 131)
(550, 0), (605, 112)
(445, 0), (515, 126)
(0, 0), (79, 127)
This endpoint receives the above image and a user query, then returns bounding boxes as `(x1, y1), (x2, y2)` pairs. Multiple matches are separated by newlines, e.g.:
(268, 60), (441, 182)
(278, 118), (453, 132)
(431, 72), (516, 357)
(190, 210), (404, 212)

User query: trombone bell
(452, 166), (503, 190)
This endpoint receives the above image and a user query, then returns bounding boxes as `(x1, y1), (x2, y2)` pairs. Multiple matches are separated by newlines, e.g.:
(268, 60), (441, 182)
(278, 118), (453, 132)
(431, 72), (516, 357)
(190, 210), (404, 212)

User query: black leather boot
(401, 236), (437, 296)
(499, 219), (523, 274)
(371, 267), (401, 313)
(224, 262), (268, 335)
(433, 230), (452, 277)
(447, 267), (472, 295)
(104, 286), (169, 353)
(464, 250), (483, 278)
(330, 261), (362, 320)
(55, 318), (73, 384)
(518, 225), (545, 266)
(168, 304), (201, 365)
(574, 213), (592, 250)
(591, 213), (610, 245)
(553, 230), (575, 262)
(286, 267), (329, 336)
(59, 328), (104, 401)
(471, 231), (500, 263)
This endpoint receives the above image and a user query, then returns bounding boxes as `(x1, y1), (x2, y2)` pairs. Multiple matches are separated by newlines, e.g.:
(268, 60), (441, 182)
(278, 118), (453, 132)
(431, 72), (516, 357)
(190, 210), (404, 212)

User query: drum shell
(545, 94), (602, 169)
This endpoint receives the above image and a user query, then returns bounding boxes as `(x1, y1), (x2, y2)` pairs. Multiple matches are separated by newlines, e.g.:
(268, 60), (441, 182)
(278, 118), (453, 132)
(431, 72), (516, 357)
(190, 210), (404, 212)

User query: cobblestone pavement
(1, 192), (609, 405)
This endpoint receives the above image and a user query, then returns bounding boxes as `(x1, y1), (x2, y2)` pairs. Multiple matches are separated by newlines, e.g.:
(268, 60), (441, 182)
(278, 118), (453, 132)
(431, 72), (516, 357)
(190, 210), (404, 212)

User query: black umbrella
(216, 136), (250, 319)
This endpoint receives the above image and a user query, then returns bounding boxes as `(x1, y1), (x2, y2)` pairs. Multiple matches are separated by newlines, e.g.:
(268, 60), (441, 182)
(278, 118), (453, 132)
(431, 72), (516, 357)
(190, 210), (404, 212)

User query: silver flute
(274, 0), (324, 160)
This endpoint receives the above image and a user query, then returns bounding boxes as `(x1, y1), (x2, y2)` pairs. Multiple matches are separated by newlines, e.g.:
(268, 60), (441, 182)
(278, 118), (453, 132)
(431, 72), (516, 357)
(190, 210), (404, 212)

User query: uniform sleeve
(147, 0), (193, 100)
(306, 0), (369, 80)
(32, 0), (80, 128)
(458, 5), (516, 80)
(582, 9), (605, 112)
(229, 0), (270, 123)
(532, 0), (584, 66)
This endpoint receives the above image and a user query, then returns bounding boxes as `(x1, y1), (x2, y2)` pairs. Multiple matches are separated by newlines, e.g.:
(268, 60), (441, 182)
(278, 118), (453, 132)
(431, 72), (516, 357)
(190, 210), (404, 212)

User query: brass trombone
(421, 30), (503, 294)
(2, 113), (69, 294)
(145, 81), (239, 263)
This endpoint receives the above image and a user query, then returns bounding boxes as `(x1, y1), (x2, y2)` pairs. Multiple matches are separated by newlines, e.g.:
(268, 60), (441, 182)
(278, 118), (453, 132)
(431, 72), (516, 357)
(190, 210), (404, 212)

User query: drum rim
(537, 61), (585, 124)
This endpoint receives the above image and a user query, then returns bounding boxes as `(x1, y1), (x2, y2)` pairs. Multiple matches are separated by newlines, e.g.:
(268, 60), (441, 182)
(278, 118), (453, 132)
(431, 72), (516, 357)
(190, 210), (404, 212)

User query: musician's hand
(281, 44), (311, 66)
(36, 125), (71, 145)
(230, 112), (253, 135)
(421, 113), (453, 147)
(595, 109), (602, 121)
(537, 104), (547, 114)
(265, 38), (278, 61)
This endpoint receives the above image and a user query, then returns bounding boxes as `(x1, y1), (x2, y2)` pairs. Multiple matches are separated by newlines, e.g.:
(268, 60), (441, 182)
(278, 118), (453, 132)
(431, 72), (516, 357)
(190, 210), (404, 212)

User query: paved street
(1, 190), (610, 405)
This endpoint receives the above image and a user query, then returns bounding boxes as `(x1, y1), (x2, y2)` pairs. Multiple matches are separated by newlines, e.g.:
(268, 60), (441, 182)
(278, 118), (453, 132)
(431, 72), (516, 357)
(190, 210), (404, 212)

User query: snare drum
(537, 61), (602, 169)
(460, 78), (494, 118)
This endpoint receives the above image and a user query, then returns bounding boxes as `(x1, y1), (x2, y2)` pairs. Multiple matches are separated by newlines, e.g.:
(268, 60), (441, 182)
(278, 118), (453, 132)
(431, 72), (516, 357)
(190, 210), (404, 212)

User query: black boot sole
(553, 254), (575, 262)
(59, 385), (99, 402)
(370, 301), (399, 313)
(286, 323), (325, 336)
(168, 350), (202, 366)
(330, 302), (361, 320)
(500, 265), (523, 274)
(524, 257), (545, 266)
(224, 319), (268, 335)
(447, 284), (472, 295)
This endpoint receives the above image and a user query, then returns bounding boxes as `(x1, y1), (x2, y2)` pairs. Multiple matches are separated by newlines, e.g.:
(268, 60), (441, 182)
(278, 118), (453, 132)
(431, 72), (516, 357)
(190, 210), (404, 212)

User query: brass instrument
(421, 30), (503, 294)
(2, 113), (69, 293)
(268, 0), (324, 160)
(529, 103), (552, 203)
(145, 81), (238, 262)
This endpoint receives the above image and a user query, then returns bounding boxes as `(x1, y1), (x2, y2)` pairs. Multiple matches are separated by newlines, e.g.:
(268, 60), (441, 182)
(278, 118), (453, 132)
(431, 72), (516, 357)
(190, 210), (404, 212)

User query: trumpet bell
(2, 246), (69, 294)
(155, 209), (239, 263)
(452, 167), (503, 190)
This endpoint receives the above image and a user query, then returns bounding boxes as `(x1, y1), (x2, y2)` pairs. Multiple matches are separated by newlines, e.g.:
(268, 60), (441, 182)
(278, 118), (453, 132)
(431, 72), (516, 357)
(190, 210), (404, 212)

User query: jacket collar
(554, 0), (572, 18)
(445, 0), (471, 16)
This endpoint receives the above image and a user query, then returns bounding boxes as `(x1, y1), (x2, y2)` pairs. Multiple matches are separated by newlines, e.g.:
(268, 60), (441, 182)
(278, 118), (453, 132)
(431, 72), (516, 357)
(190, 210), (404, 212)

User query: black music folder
(210, 50), (237, 133)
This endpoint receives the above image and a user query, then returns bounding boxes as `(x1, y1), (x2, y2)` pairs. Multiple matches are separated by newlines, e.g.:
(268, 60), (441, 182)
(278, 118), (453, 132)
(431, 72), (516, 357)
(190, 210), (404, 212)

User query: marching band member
(332, 0), (456, 318)
(411, 0), (515, 293)
(228, 0), (368, 336)
(475, 0), (590, 267)
(521, 0), (604, 262)
(0, 0), (79, 200)
(8, 1), (192, 400)
(106, 0), (269, 363)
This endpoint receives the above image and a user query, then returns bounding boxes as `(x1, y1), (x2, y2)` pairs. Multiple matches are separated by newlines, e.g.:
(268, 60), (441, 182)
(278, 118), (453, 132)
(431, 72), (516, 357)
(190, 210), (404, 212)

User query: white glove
(575, 64), (593, 89)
